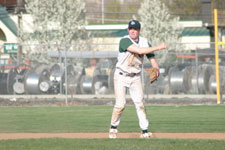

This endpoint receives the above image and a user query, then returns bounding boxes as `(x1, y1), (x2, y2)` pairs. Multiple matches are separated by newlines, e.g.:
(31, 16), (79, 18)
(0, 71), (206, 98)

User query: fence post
(64, 44), (68, 105)
(58, 50), (63, 94)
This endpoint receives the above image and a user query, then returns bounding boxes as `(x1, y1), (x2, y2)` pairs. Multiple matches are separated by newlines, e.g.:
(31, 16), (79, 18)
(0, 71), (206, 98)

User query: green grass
(0, 138), (225, 150)
(0, 105), (224, 133)
(0, 105), (225, 150)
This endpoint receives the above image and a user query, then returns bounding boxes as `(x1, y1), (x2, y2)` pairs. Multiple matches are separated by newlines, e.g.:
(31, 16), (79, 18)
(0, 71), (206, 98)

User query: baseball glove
(146, 68), (158, 84)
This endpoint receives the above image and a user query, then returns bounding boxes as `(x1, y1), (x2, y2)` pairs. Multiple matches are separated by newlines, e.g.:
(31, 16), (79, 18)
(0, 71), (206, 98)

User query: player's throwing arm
(127, 42), (167, 54)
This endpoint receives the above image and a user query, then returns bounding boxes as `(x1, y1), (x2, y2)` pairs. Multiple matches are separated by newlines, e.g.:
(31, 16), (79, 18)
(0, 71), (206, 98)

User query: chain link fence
(0, 42), (225, 100)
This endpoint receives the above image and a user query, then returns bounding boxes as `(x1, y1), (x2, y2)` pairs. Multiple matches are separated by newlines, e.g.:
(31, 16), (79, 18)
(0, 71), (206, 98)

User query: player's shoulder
(120, 36), (132, 45)
(120, 35), (131, 42)
(119, 35), (133, 52)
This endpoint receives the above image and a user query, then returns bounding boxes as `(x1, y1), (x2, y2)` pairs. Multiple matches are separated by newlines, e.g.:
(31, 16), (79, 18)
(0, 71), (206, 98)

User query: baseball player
(109, 20), (166, 138)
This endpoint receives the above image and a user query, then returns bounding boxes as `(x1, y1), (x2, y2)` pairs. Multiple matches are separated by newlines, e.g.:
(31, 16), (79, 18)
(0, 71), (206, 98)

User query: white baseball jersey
(116, 35), (155, 74)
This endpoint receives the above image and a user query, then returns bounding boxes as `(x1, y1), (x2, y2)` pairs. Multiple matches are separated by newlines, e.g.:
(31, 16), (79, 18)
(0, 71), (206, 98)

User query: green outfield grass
(0, 105), (224, 133)
(0, 105), (225, 150)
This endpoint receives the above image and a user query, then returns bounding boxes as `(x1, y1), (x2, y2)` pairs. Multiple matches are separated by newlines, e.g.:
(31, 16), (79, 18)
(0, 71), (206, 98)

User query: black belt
(119, 72), (139, 77)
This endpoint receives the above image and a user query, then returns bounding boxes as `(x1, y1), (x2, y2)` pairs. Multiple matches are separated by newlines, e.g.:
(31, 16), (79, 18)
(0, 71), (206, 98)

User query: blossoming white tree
(138, 0), (183, 63)
(19, 0), (89, 63)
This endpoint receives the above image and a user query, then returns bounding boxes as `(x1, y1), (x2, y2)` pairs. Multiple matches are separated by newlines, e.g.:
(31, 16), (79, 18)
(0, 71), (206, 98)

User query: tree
(19, 0), (90, 63)
(137, 0), (183, 63)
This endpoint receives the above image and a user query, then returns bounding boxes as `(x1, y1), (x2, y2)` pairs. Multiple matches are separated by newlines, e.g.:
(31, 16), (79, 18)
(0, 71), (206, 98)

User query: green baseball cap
(128, 20), (141, 29)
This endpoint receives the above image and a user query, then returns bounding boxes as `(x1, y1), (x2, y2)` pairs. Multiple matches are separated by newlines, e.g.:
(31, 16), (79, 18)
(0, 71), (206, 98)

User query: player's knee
(114, 105), (125, 112)
(135, 102), (145, 110)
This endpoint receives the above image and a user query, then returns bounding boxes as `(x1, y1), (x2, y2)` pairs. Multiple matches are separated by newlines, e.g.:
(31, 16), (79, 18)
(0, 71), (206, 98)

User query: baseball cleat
(140, 132), (152, 138)
(109, 128), (118, 139)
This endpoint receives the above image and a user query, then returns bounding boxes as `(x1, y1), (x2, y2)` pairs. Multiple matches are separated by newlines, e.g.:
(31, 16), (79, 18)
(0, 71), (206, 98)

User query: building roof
(0, 4), (18, 36)
(90, 27), (211, 37)
(182, 27), (210, 36)
(91, 29), (128, 37)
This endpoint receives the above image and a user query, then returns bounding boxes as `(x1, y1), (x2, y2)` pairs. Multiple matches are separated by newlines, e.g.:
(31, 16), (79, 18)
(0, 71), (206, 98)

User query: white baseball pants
(110, 68), (149, 130)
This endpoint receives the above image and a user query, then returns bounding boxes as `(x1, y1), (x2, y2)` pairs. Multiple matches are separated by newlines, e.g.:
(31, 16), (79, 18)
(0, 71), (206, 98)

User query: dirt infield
(0, 133), (225, 140)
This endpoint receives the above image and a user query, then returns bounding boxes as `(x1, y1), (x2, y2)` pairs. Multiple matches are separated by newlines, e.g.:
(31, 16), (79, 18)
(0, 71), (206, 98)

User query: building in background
(0, 0), (25, 13)
(0, 0), (224, 65)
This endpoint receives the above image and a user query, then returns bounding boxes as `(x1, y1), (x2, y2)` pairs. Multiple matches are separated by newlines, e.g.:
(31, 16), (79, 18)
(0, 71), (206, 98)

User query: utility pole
(102, 0), (104, 24)
(17, 14), (22, 66)
(16, 0), (24, 66)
